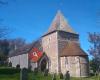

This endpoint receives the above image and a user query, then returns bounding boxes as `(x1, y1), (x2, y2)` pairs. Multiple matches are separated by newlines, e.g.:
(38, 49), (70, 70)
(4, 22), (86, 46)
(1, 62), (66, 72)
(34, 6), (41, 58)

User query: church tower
(42, 11), (89, 77)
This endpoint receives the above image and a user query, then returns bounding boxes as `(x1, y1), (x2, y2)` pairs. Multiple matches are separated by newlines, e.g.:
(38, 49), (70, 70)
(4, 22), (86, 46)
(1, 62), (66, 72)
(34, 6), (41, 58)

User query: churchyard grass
(0, 67), (100, 80)
(0, 72), (100, 80)
(0, 73), (20, 80)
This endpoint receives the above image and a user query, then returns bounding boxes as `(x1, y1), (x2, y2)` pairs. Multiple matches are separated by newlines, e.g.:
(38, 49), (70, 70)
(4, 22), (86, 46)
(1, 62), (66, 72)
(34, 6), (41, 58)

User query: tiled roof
(60, 41), (88, 57)
(8, 44), (32, 57)
(45, 10), (77, 35)
(9, 39), (43, 57)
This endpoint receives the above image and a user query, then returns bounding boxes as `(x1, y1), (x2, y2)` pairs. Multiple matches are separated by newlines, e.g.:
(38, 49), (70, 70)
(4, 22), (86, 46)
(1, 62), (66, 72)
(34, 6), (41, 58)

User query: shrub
(33, 68), (38, 75)
(59, 72), (63, 79)
(0, 61), (8, 67)
(52, 73), (56, 80)
(0, 68), (20, 75)
(90, 73), (95, 76)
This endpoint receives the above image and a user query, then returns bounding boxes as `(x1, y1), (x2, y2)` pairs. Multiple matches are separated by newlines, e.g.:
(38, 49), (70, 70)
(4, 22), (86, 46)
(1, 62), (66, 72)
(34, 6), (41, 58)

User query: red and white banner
(28, 48), (43, 62)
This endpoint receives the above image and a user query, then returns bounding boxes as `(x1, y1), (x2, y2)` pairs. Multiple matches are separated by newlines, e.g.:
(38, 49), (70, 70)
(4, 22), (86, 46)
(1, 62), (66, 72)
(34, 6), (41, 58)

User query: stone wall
(79, 56), (89, 77)
(42, 32), (59, 73)
(57, 31), (79, 75)
(60, 56), (77, 77)
(42, 31), (89, 77)
(60, 56), (89, 77)
(60, 57), (66, 74)
(67, 57), (77, 77)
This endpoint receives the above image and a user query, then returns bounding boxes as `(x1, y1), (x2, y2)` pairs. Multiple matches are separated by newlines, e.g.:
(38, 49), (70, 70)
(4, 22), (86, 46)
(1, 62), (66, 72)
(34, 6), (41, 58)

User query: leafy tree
(89, 59), (100, 74)
(88, 32), (100, 74)
(0, 39), (9, 61)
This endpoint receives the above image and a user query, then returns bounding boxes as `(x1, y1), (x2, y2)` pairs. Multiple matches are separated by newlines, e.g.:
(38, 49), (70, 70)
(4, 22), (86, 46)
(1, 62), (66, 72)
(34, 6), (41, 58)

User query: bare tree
(0, 39), (9, 61)
(0, 0), (8, 5)
(0, 0), (10, 39)
(88, 32), (100, 59)
(9, 38), (26, 51)
(0, 26), (9, 39)
(8, 38), (32, 57)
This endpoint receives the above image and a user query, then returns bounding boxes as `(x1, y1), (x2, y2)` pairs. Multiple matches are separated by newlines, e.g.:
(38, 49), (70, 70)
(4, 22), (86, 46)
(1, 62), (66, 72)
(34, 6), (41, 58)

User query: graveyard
(0, 67), (100, 80)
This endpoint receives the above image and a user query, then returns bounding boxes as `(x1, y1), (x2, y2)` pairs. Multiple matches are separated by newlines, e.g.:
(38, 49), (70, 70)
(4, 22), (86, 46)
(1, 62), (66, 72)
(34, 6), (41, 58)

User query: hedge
(0, 68), (20, 75)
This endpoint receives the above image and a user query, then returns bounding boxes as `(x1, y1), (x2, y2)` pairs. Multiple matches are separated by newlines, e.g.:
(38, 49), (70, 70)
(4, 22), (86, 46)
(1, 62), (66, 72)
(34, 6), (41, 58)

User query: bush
(90, 73), (95, 76)
(0, 68), (20, 75)
(59, 72), (63, 79)
(52, 73), (56, 80)
(33, 68), (38, 75)
(0, 61), (8, 67)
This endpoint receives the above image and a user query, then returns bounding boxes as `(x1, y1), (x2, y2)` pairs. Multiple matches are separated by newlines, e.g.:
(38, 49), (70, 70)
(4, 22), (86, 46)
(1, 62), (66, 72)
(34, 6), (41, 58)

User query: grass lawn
(0, 67), (100, 80)
(0, 73), (20, 80)
(29, 72), (100, 80)
(0, 72), (100, 80)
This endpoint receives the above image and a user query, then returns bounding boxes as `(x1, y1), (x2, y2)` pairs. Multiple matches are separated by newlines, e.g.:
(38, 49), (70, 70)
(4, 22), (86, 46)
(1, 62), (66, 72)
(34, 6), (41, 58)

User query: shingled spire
(46, 10), (77, 34)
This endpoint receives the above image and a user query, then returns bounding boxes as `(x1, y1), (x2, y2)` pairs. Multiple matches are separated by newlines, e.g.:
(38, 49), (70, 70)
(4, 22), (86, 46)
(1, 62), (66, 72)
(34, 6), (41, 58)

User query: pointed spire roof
(46, 10), (77, 35)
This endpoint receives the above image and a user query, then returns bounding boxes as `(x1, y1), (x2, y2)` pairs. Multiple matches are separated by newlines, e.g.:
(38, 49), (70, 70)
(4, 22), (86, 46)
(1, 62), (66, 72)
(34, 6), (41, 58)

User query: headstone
(8, 62), (12, 67)
(20, 68), (28, 80)
(43, 69), (49, 76)
(64, 71), (70, 80)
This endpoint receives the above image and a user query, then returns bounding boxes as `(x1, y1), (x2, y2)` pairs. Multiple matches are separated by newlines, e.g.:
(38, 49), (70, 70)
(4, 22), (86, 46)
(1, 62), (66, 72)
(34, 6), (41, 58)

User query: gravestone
(20, 68), (28, 80)
(43, 69), (49, 76)
(64, 71), (70, 80)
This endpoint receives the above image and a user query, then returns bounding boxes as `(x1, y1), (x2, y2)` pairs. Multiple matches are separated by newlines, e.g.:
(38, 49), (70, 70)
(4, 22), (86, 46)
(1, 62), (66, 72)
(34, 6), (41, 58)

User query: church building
(8, 11), (89, 77)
